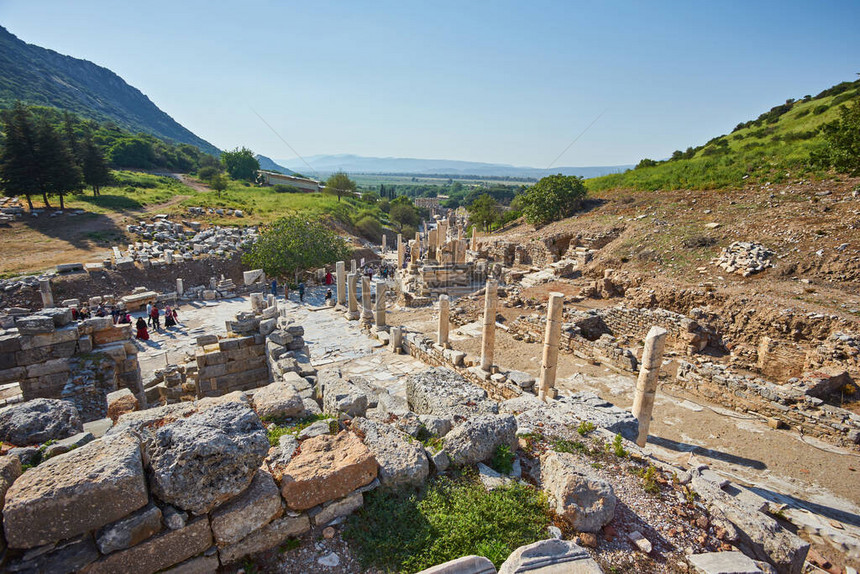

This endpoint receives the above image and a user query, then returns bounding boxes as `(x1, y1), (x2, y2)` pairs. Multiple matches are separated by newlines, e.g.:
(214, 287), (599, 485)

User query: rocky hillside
(0, 26), (219, 155)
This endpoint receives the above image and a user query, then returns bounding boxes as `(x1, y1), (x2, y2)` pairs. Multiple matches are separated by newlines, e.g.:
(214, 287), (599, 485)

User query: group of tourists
(135, 302), (180, 341)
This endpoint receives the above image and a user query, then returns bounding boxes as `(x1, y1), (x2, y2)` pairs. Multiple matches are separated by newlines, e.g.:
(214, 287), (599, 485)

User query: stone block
(160, 554), (220, 574)
(19, 325), (79, 350)
(218, 514), (310, 564)
(0, 398), (83, 446)
(25, 358), (70, 379)
(6, 534), (99, 574)
(688, 552), (763, 574)
(82, 516), (212, 574)
(93, 324), (132, 346)
(352, 417), (429, 488)
(277, 431), (377, 511)
(3, 430), (148, 548)
(417, 555), (497, 574)
(541, 451), (616, 533)
(311, 490), (363, 526)
(96, 503), (163, 554)
(78, 335), (93, 353)
(41, 307), (74, 327)
(498, 539), (602, 574)
(0, 455), (22, 510)
(210, 469), (283, 547)
(0, 332), (22, 354)
(252, 380), (305, 420)
(15, 314), (55, 335)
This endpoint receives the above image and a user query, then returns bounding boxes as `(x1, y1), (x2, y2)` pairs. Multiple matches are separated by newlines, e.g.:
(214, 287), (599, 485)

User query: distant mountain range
(0, 26), (219, 155)
(276, 154), (633, 179)
(255, 154), (295, 175)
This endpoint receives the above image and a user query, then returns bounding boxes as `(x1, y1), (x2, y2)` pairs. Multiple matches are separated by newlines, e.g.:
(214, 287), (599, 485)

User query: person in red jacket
(149, 304), (161, 331)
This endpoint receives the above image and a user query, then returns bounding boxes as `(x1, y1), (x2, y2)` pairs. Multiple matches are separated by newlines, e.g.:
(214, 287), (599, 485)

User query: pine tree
(35, 118), (82, 210)
(81, 128), (110, 196)
(0, 103), (42, 210)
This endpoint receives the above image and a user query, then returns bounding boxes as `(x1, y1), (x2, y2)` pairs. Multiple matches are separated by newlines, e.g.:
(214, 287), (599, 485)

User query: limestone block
(540, 451), (616, 533)
(252, 380), (305, 420)
(320, 369), (369, 418)
(218, 514), (310, 564)
(277, 431), (377, 511)
(159, 554), (220, 574)
(0, 398), (83, 446)
(352, 417), (429, 487)
(143, 402), (269, 515)
(82, 516), (212, 574)
(444, 414), (518, 466)
(405, 367), (498, 421)
(15, 314), (54, 335)
(311, 490), (364, 526)
(498, 539), (602, 574)
(96, 503), (163, 554)
(210, 469), (283, 547)
(19, 325), (79, 350)
(3, 430), (148, 548)
(5, 534), (99, 574)
(42, 431), (94, 458)
(24, 357), (70, 379)
(688, 552), (762, 574)
(416, 555), (497, 574)
(0, 455), (22, 510)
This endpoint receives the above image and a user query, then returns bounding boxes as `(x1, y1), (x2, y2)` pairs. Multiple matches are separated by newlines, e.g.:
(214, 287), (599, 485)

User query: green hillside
(589, 79), (860, 191)
(0, 26), (219, 156)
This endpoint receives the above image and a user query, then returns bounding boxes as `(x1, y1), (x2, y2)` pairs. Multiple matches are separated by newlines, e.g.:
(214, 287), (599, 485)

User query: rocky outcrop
(541, 451), (616, 533)
(444, 414), (518, 466)
(3, 429), (148, 548)
(0, 398), (83, 446)
(352, 417), (429, 487)
(277, 431), (377, 511)
(143, 402), (269, 515)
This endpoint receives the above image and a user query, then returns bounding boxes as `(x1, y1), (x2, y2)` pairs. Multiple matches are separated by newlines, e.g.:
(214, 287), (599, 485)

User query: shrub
(611, 434), (627, 458)
(577, 421), (596, 436)
(355, 215), (383, 242)
(520, 174), (587, 226)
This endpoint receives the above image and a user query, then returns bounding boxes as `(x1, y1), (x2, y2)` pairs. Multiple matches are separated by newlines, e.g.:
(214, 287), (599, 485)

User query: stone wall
(196, 333), (268, 397)
(674, 360), (860, 448)
(478, 227), (623, 268)
(0, 310), (143, 421)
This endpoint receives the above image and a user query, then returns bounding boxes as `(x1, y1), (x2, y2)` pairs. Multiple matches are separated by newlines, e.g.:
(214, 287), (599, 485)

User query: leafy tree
(636, 158), (658, 169)
(362, 191), (380, 203)
(80, 128), (111, 196)
(324, 171), (356, 202)
(812, 101), (860, 175)
(389, 201), (419, 233)
(242, 215), (351, 282)
(520, 174), (587, 226)
(355, 215), (383, 242)
(209, 173), (228, 198)
(110, 137), (156, 168)
(220, 147), (260, 181)
(467, 193), (499, 231)
(0, 103), (42, 209)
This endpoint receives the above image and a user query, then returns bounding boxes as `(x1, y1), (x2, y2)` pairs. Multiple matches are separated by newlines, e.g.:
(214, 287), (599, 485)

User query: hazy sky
(2, 1), (858, 168)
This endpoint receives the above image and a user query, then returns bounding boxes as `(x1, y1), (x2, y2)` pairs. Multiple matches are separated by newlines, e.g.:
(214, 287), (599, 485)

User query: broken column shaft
(538, 292), (564, 402)
(632, 326), (668, 447)
(39, 279), (53, 308)
(480, 279), (498, 372)
(361, 276), (373, 326)
(375, 288), (386, 329)
(346, 272), (359, 320)
(336, 261), (346, 306)
(437, 295), (450, 347)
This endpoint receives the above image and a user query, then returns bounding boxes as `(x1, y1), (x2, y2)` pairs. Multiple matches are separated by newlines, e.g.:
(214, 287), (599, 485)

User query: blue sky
(2, 1), (858, 168)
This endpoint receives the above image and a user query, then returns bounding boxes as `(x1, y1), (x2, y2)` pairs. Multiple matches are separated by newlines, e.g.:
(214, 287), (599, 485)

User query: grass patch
(266, 413), (336, 446)
(552, 438), (587, 454)
(489, 444), (515, 474)
(345, 475), (551, 572)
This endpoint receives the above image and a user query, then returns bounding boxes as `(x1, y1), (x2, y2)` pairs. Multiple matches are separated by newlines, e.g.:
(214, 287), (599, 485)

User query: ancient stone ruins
(0, 212), (857, 574)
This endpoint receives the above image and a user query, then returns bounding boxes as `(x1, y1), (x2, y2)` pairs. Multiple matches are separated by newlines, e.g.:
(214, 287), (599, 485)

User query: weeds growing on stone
(345, 475), (551, 572)
(611, 434), (627, 458)
(266, 414), (335, 446)
(577, 421), (596, 436)
(490, 444), (515, 474)
(552, 438), (587, 454)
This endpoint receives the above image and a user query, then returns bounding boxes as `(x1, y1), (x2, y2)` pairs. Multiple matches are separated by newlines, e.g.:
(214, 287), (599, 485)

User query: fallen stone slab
(210, 468), (283, 547)
(252, 379), (305, 420)
(277, 431), (377, 511)
(0, 398), (83, 447)
(218, 514), (311, 564)
(352, 417), (429, 487)
(143, 402), (269, 515)
(444, 413), (518, 466)
(5, 534), (99, 574)
(83, 515), (212, 574)
(498, 538), (603, 574)
(42, 431), (94, 459)
(541, 451), (616, 533)
(688, 551), (763, 574)
(406, 367), (498, 422)
(311, 490), (364, 526)
(96, 503), (163, 554)
(3, 430), (148, 548)
(416, 555), (497, 574)
(159, 554), (220, 574)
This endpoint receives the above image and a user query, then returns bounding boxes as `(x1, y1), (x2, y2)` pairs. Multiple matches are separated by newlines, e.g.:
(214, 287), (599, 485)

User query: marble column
(382, 234), (387, 254)
(336, 261), (346, 306)
(346, 272), (359, 320)
(538, 292), (565, 402)
(437, 295), (450, 347)
(397, 234), (404, 268)
(632, 326), (668, 447)
(176, 278), (184, 297)
(351, 259), (357, 274)
(375, 288), (386, 329)
(39, 278), (53, 308)
(390, 326), (403, 354)
(361, 276), (373, 326)
(480, 279), (498, 372)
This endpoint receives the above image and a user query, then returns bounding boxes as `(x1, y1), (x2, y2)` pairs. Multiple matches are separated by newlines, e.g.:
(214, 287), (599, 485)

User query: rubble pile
(713, 241), (774, 276)
(122, 218), (258, 266)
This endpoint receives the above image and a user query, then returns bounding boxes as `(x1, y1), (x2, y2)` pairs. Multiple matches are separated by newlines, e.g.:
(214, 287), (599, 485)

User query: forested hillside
(0, 26), (219, 155)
